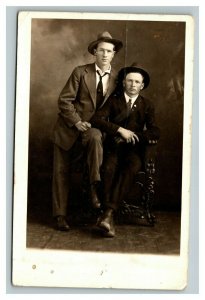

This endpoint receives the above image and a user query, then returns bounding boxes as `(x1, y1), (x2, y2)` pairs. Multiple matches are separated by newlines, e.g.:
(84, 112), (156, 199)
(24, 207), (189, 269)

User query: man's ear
(141, 83), (144, 90)
(93, 49), (97, 56)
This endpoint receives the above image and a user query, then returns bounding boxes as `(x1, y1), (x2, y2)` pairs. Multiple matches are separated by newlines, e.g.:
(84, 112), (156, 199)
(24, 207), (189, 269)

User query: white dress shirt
(124, 92), (139, 108)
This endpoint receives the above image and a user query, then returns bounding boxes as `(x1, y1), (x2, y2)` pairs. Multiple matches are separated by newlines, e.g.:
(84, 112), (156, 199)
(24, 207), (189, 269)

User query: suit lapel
(113, 94), (128, 123)
(128, 95), (144, 126)
(132, 95), (143, 112)
(84, 63), (96, 107)
(100, 68), (117, 107)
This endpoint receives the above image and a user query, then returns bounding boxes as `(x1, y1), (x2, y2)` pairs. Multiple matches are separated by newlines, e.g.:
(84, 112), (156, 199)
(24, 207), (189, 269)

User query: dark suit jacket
(91, 93), (160, 146)
(53, 63), (117, 150)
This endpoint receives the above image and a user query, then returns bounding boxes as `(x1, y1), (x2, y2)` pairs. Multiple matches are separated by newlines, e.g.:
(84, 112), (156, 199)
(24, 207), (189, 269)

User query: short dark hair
(94, 41), (116, 51)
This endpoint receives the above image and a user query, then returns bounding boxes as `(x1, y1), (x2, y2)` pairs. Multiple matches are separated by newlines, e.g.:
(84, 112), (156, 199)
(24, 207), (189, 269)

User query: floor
(26, 209), (181, 255)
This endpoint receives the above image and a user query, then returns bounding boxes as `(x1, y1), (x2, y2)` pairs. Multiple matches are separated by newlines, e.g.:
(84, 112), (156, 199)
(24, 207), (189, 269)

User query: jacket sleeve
(58, 67), (82, 127)
(91, 98), (120, 135)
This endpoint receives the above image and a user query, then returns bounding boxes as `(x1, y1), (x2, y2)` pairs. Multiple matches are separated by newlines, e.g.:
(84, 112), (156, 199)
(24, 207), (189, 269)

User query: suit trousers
(52, 128), (103, 217)
(102, 143), (142, 211)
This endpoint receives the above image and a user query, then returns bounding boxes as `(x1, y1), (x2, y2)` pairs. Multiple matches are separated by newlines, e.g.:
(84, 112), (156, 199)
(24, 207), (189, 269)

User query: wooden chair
(68, 139), (158, 227)
(116, 140), (158, 226)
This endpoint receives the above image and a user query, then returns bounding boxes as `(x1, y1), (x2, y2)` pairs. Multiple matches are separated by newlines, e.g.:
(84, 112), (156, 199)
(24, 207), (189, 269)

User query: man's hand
(75, 121), (91, 132)
(117, 127), (139, 144)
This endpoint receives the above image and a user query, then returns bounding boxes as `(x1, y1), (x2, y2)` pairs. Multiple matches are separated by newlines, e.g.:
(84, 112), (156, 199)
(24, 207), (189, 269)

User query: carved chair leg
(144, 158), (156, 225)
(143, 174), (155, 225)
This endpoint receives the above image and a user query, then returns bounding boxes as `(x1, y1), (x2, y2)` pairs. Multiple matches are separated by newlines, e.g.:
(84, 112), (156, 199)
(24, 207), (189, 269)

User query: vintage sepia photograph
(12, 11), (194, 289)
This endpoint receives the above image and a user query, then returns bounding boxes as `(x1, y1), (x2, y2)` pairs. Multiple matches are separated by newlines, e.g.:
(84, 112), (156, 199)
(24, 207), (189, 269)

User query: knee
(87, 128), (102, 144)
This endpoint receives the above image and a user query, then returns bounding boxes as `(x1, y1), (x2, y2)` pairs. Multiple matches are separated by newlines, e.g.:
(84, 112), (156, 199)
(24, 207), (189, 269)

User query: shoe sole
(56, 226), (70, 231)
(103, 230), (115, 238)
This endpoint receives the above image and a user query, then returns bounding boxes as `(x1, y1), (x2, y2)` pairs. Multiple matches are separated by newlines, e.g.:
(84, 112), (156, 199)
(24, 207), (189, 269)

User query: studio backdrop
(28, 17), (185, 213)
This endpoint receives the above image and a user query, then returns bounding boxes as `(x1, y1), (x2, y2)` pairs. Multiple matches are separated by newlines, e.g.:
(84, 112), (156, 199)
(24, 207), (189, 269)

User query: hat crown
(97, 31), (113, 40)
(88, 31), (123, 55)
(130, 62), (139, 68)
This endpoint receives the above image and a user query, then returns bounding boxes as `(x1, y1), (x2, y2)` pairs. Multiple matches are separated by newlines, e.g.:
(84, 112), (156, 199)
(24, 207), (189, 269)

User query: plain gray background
(6, 6), (199, 294)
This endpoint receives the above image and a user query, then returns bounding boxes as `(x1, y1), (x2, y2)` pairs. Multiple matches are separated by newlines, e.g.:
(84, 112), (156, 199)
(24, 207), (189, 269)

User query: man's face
(94, 42), (115, 68)
(123, 72), (144, 97)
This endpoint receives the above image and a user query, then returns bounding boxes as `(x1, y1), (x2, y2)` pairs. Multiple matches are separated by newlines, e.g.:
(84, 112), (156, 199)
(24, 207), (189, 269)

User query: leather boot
(90, 182), (101, 209)
(97, 209), (115, 237)
(55, 215), (70, 231)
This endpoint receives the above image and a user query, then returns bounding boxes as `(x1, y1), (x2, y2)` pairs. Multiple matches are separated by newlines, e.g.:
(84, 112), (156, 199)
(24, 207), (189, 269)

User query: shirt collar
(95, 63), (111, 75)
(124, 92), (139, 103)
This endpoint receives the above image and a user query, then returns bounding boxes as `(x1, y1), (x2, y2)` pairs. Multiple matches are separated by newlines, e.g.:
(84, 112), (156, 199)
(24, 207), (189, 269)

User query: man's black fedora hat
(118, 62), (150, 89)
(88, 31), (123, 55)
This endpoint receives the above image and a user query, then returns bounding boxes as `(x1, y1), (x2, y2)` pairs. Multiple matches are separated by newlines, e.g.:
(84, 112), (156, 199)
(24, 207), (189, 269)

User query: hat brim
(88, 37), (123, 55)
(118, 66), (150, 89)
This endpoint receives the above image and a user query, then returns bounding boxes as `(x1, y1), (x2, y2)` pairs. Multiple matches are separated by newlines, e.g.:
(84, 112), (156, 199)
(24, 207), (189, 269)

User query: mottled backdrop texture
(28, 18), (185, 212)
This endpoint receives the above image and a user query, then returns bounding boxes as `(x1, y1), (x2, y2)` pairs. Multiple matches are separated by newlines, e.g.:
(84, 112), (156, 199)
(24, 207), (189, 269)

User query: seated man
(91, 63), (160, 237)
(52, 32), (123, 231)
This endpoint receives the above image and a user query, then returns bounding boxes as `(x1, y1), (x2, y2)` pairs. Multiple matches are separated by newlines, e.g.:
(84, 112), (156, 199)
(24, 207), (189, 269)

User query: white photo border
(12, 10), (194, 290)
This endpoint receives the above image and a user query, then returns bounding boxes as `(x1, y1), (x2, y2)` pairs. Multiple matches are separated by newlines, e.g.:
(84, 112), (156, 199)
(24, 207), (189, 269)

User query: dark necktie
(96, 70), (108, 109)
(127, 98), (132, 116)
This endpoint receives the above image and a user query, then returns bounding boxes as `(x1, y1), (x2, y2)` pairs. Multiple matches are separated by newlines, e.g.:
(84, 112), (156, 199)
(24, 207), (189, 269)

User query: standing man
(91, 63), (160, 237)
(52, 31), (123, 230)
